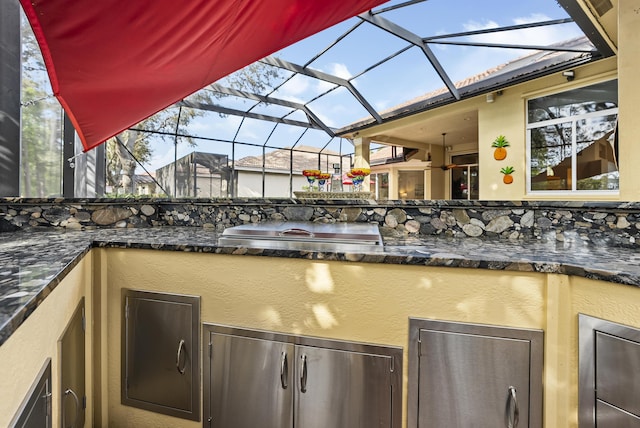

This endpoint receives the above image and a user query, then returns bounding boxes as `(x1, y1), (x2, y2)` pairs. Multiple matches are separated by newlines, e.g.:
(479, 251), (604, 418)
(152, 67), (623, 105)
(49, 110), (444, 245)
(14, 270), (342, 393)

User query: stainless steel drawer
(596, 331), (640, 417)
(596, 400), (640, 428)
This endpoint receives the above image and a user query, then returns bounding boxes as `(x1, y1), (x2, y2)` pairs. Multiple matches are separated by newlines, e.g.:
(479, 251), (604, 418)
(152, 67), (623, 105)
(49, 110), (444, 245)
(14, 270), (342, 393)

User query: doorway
(450, 153), (478, 200)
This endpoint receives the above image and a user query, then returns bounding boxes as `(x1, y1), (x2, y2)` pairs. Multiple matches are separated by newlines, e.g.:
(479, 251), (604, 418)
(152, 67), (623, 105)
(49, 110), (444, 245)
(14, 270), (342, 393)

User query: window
(398, 170), (424, 200)
(527, 80), (618, 193)
(372, 173), (389, 200)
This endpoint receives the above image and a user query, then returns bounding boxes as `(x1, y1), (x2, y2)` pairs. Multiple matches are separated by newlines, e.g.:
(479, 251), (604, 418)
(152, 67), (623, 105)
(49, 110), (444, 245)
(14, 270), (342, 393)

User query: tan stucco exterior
(2, 244), (640, 427)
(0, 253), (94, 428)
(362, 56), (620, 201)
(93, 249), (639, 428)
(358, 1), (636, 202)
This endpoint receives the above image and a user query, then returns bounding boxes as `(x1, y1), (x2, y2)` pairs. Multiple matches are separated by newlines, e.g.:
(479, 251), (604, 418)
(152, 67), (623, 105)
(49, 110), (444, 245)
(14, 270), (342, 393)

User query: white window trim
(526, 107), (619, 195)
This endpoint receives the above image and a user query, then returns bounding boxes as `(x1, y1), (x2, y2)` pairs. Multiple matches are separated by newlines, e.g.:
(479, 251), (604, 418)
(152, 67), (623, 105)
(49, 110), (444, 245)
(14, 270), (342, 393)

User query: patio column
(353, 137), (371, 191)
(618, 0), (640, 200)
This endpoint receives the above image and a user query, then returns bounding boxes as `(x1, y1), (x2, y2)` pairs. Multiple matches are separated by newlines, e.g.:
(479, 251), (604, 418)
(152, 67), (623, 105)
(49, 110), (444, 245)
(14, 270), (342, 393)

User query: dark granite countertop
(1, 226), (640, 346)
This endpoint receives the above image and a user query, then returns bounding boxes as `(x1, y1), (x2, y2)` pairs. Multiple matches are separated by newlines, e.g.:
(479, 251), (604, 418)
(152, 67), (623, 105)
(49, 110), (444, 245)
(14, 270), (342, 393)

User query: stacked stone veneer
(1, 198), (640, 247)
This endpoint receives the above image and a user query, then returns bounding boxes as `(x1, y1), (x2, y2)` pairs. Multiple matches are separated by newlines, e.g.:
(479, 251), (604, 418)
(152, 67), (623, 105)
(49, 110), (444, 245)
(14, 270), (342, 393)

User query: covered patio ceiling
(157, 0), (617, 155)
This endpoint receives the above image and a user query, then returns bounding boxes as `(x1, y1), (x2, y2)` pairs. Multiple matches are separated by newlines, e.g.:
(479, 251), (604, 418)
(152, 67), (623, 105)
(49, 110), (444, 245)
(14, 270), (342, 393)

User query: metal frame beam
(359, 10), (461, 100)
(260, 56), (383, 123)
(426, 40), (596, 53)
(178, 100), (328, 131)
(207, 84), (335, 136)
(556, 0), (616, 57)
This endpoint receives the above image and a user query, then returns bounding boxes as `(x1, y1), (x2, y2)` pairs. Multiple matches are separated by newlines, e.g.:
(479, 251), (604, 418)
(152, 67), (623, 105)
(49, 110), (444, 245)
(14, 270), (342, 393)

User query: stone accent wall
(2, 198), (640, 248)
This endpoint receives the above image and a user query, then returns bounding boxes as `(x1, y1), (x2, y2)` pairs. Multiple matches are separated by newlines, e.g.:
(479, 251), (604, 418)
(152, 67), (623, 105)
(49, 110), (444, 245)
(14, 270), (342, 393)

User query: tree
(20, 14), (64, 197)
(106, 62), (282, 196)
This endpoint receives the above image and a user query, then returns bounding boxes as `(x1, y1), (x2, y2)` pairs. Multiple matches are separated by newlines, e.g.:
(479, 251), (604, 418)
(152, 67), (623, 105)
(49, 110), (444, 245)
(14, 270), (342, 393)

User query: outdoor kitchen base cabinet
(408, 318), (544, 428)
(121, 289), (200, 421)
(579, 314), (640, 427)
(203, 324), (402, 428)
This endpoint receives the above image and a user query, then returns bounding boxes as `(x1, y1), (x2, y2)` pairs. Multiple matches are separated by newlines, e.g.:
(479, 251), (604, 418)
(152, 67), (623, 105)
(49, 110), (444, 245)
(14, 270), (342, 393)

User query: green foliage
(492, 135), (510, 148)
(106, 62), (283, 193)
(500, 166), (515, 174)
(20, 16), (64, 197)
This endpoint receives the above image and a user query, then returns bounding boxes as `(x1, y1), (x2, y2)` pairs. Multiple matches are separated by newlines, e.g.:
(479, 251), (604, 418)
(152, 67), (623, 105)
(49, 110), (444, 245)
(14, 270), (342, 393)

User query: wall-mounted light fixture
(562, 70), (575, 81)
(486, 93), (495, 103)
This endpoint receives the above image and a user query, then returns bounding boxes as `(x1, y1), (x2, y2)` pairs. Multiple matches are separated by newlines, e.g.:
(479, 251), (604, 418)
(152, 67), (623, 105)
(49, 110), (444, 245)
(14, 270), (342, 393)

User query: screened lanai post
(172, 106), (182, 198)
(0, 0), (21, 196)
(62, 113), (76, 197)
(353, 137), (371, 191)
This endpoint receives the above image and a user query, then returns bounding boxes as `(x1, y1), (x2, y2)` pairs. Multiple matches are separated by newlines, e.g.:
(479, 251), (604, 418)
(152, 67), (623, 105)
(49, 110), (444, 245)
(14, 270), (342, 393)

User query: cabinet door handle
(506, 386), (519, 428)
(300, 354), (308, 393)
(176, 339), (187, 375)
(280, 351), (288, 389)
(63, 388), (80, 428)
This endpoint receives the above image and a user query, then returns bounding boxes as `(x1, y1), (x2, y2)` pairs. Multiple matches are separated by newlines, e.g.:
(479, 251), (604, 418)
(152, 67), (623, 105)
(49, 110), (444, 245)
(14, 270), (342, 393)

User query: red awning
(20, 0), (386, 151)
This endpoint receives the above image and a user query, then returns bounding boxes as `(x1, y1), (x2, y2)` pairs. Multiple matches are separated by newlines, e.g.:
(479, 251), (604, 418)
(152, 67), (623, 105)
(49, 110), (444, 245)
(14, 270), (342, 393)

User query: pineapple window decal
(492, 135), (509, 160)
(501, 166), (515, 184)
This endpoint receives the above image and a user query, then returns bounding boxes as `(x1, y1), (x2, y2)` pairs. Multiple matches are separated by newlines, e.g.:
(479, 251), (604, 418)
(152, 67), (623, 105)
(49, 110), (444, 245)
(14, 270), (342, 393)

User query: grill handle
(279, 228), (315, 238)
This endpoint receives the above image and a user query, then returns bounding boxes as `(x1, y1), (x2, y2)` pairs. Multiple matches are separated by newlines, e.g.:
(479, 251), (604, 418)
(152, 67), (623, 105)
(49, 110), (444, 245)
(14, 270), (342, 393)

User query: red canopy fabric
(20, 0), (386, 151)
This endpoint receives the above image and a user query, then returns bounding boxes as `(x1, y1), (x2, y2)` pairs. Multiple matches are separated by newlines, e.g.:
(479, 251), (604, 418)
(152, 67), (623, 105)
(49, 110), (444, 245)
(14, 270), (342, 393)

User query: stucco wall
(103, 248), (545, 427)
(617, 0), (640, 200)
(479, 58), (618, 201)
(99, 249), (640, 428)
(0, 253), (93, 428)
(4, 246), (640, 427)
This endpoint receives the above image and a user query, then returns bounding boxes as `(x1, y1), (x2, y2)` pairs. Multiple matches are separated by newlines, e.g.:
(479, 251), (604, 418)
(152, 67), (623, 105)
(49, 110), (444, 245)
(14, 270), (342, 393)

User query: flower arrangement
(302, 169), (331, 191)
(316, 173), (331, 191)
(348, 168), (370, 191)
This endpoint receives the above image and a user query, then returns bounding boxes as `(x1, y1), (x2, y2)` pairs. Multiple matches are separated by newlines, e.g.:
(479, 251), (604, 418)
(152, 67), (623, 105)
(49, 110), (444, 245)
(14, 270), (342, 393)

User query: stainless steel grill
(218, 221), (383, 252)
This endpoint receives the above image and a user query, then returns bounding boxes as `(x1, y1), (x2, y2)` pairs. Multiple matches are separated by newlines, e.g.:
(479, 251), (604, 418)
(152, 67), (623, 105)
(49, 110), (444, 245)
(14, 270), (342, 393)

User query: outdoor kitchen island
(2, 198), (640, 427)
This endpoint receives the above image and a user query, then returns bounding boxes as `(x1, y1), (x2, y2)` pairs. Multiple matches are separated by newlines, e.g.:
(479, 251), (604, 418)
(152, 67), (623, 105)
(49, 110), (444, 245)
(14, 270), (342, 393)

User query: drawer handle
(300, 354), (308, 393)
(280, 351), (288, 389)
(63, 388), (80, 428)
(506, 386), (519, 428)
(176, 339), (187, 375)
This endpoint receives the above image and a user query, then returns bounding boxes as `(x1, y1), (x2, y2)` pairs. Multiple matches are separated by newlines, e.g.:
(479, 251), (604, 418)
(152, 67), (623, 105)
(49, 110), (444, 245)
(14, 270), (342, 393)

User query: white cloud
(327, 63), (352, 79)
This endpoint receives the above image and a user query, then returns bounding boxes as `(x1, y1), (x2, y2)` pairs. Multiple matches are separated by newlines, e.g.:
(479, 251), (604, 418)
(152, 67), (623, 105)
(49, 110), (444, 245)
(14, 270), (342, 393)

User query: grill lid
(219, 221), (383, 252)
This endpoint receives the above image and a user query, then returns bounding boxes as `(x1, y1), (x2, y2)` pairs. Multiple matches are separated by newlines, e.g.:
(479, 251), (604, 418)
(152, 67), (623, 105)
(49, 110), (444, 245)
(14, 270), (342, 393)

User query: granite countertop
(1, 226), (640, 346)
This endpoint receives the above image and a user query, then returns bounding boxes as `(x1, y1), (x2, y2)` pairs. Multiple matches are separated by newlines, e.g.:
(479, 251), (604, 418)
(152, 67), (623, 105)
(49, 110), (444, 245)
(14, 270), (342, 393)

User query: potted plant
(492, 135), (510, 160)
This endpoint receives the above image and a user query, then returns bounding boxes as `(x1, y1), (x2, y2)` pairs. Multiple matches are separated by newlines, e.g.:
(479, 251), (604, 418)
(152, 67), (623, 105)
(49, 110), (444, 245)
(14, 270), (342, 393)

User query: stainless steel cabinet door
(418, 329), (531, 428)
(596, 400), (640, 428)
(209, 334), (294, 428)
(596, 332), (640, 417)
(122, 290), (200, 421)
(9, 359), (52, 428)
(294, 345), (393, 428)
(59, 300), (85, 428)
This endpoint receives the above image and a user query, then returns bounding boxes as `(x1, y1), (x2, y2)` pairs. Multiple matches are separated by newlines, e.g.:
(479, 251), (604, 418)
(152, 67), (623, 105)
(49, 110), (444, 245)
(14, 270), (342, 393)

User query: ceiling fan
(427, 133), (458, 170)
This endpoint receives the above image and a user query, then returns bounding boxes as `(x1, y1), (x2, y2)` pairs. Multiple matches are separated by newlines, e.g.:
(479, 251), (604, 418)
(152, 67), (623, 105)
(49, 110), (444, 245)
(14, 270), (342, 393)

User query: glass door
(450, 154), (478, 200)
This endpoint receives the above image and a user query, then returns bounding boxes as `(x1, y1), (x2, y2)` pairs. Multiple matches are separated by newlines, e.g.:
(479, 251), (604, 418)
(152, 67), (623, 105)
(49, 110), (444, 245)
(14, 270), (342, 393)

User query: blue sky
(143, 0), (585, 173)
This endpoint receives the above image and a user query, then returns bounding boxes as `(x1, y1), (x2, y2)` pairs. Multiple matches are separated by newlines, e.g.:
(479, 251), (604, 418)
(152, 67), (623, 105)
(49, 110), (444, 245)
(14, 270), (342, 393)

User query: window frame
(525, 80), (619, 196)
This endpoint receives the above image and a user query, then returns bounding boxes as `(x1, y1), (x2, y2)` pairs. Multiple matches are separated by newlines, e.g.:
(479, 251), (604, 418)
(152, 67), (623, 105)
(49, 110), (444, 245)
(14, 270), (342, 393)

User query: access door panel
(418, 329), (531, 427)
(209, 333), (294, 428)
(295, 345), (393, 428)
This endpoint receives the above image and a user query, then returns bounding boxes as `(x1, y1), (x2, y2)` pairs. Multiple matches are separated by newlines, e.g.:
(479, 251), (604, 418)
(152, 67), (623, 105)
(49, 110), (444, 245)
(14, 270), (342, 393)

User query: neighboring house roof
(133, 174), (156, 185)
(234, 145), (348, 172)
(338, 36), (596, 134)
